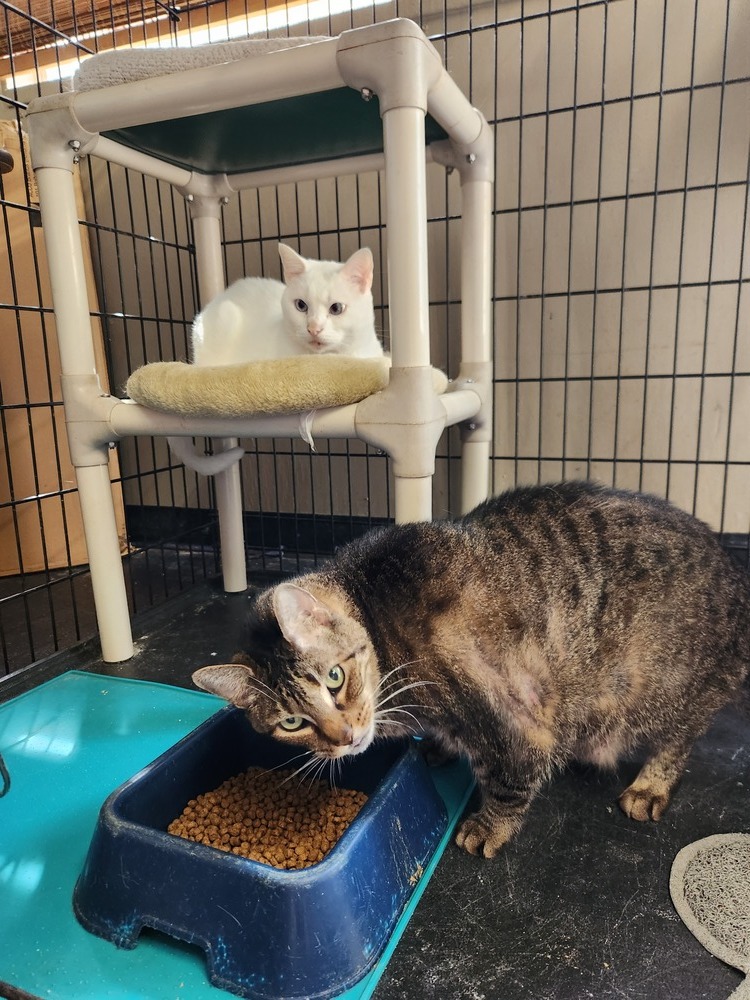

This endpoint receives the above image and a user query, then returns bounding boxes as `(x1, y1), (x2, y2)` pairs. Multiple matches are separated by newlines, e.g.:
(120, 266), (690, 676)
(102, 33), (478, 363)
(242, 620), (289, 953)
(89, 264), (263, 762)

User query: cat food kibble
(167, 767), (368, 869)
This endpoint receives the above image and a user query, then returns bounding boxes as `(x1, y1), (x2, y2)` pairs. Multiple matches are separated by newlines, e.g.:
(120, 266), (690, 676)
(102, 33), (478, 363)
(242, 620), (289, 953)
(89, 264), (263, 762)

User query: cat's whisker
(375, 718), (419, 736)
(299, 764), (321, 787)
(245, 677), (280, 705)
(301, 756), (320, 783)
(377, 677), (421, 701)
(375, 713), (418, 729)
(266, 750), (314, 775)
(281, 761), (315, 787)
(252, 678), (280, 698)
(377, 702), (430, 711)
(376, 705), (423, 724)
(281, 752), (321, 786)
(244, 685), (276, 705)
(375, 660), (412, 689)
(331, 757), (342, 790)
(299, 751), (328, 781)
(375, 706), (424, 732)
(374, 659), (425, 695)
(310, 756), (331, 789)
(376, 679), (436, 708)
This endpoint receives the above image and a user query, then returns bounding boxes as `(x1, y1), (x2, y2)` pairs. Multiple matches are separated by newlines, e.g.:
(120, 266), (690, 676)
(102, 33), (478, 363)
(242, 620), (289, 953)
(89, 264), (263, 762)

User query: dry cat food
(168, 766), (368, 870)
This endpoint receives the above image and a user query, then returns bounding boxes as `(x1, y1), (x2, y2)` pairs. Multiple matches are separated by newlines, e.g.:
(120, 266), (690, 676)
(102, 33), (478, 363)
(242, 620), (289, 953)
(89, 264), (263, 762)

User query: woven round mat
(670, 833), (750, 1000)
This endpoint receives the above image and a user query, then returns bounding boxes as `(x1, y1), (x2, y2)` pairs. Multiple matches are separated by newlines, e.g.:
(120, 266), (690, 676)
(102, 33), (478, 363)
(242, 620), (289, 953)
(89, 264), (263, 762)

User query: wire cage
(1, 0), (748, 680)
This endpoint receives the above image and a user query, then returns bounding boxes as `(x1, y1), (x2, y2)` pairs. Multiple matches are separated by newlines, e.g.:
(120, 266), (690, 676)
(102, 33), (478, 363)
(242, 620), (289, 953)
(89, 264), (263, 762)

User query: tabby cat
(193, 482), (750, 857)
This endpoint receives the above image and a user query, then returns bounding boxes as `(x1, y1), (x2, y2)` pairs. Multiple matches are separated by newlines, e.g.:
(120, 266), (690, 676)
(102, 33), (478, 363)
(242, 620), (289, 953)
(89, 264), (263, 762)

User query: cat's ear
(272, 583), (335, 652)
(192, 663), (260, 709)
(278, 243), (307, 283)
(341, 247), (373, 294)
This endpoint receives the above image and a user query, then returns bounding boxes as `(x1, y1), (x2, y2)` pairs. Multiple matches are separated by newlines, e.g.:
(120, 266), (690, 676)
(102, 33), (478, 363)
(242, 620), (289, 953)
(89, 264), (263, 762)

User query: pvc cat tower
(25, 19), (494, 663)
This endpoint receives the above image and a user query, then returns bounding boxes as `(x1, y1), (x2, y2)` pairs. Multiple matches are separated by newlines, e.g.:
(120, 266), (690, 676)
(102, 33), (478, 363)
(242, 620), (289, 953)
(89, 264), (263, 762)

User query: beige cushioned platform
(125, 356), (394, 418)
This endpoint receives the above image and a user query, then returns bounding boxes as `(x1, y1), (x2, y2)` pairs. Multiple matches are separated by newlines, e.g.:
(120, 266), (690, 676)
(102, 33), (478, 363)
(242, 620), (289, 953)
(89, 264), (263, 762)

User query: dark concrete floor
(2, 577), (748, 1000)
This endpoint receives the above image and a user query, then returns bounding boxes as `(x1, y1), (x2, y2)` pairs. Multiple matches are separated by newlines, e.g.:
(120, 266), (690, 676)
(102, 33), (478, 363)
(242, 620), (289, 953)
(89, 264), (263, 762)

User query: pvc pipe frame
(33, 164), (135, 661)
(107, 390), (481, 442)
(191, 201), (247, 594)
(24, 18), (493, 661)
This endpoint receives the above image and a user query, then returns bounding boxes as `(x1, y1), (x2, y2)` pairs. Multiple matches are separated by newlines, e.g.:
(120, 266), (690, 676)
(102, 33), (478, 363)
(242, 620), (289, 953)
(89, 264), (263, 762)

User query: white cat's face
(278, 245), (376, 355)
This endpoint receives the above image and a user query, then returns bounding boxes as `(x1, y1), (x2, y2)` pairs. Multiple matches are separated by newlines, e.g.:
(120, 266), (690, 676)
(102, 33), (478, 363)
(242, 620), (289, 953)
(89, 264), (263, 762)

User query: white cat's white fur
(193, 243), (382, 362)
(168, 244), (384, 475)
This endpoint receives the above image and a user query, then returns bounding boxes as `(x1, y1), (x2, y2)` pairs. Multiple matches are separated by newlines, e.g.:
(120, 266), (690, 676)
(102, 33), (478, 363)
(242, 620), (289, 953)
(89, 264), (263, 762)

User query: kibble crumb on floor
(168, 766), (368, 869)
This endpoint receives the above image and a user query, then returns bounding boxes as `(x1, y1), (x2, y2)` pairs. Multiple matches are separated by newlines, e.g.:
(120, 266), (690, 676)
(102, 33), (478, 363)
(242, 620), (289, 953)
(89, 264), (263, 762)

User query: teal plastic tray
(0, 671), (472, 1000)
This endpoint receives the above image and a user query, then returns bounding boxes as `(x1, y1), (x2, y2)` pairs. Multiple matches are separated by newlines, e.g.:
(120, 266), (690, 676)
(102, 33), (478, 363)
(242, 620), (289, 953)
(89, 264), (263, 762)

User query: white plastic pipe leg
(394, 476), (433, 524)
(382, 106), (431, 371)
(382, 106), (436, 524)
(192, 202), (248, 594)
(76, 465), (134, 661)
(34, 165), (135, 661)
(212, 440), (248, 592)
(213, 460), (247, 593)
(460, 179), (494, 364)
(460, 440), (492, 515)
(458, 176), (494, 511)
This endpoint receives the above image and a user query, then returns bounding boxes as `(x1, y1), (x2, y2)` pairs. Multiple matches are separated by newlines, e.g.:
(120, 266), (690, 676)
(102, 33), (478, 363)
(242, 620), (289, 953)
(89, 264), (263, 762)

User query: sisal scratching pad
(670, 833), (750, 999)
(125, 355), (391, 418)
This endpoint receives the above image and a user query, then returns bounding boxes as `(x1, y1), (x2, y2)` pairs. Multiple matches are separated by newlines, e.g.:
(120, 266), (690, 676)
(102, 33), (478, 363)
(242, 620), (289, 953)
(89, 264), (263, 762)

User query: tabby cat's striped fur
(195, 482), (750, 857)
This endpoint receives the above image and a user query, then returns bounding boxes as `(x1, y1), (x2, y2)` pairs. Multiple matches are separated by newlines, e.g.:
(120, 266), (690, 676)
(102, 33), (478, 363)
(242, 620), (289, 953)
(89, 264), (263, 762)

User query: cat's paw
(455, 813), (518, 859)
(618, 781), (670, 822)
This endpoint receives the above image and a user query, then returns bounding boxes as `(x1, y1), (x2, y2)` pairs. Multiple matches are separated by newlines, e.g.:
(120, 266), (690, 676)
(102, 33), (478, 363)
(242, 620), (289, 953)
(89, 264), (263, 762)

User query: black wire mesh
(0, 0), (747, 679)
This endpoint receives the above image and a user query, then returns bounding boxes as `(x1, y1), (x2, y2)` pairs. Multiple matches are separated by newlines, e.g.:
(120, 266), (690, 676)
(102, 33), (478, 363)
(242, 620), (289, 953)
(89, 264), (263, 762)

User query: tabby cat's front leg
(456, 764), (542, 858)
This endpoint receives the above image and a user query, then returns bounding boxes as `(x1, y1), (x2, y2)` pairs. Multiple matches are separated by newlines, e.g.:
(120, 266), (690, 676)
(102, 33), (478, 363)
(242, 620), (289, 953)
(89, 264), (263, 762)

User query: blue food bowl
(73, 706), (448, 1000)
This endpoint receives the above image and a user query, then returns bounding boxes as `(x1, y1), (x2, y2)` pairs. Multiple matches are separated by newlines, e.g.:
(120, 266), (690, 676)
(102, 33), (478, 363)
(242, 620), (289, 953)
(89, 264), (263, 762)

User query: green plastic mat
(105, 89), (448, 175)
(0, 670), (472, 1000)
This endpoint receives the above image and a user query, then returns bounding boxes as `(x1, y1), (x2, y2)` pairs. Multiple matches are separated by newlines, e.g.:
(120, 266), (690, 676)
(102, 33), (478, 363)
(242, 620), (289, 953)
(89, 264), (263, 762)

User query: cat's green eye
(278, 716), (306, 732)
(324, 665), (345, 691)
(294, 299), (308, 313)
(329, 302), (345, 316)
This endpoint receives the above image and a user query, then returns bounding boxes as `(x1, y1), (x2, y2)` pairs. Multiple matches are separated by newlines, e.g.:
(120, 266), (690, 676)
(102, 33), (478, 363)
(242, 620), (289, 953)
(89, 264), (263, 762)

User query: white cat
(168, 244), (384, 475)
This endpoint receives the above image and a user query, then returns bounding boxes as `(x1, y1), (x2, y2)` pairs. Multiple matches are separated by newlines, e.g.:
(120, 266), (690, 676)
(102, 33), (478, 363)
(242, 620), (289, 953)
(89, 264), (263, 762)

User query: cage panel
(1, 0), (747, 678)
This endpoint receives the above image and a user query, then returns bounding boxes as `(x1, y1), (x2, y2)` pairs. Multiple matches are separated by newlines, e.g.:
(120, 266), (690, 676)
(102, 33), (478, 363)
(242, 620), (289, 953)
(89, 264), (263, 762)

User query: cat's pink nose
(336, 724), (354, 746)
(321, 719), (355, 747)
